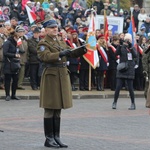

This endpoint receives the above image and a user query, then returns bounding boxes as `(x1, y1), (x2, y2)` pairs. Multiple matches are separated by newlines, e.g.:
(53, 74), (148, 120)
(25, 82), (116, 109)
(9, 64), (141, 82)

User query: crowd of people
(0, 0), (150, 101)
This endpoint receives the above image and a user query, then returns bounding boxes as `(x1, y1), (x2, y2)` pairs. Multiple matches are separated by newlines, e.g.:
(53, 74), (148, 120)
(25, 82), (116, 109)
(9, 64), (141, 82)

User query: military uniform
(142, 46), (150, 107)
(37, 35), (86, 109)
(0, 33), (6, 89)
(17, 35), (28, 89)
(37, 19), (87, 148)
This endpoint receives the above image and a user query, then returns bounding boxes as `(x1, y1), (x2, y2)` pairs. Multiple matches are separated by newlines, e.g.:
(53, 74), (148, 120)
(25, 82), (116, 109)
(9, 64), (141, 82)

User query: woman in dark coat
(3, 31), (21, 101)
(112, 33), (137, 110)
(96, 34), (108, 91)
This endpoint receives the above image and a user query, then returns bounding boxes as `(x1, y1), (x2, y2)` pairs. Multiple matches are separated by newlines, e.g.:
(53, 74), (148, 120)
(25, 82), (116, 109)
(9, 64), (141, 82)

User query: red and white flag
(83, 13), (99, 69)
(25, 5), (37, 25)
(138, 45), (143, 55)
(22, 0), (28, 10)
(17, 38), (22, 46)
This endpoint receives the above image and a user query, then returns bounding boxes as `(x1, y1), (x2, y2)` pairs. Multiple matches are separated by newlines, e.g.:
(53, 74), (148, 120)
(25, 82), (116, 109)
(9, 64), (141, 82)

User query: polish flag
(138, 45), (143, 55)
(25, 5), (37, 25)
(17, 38), (22, 46)
(0, 7), (2, 15)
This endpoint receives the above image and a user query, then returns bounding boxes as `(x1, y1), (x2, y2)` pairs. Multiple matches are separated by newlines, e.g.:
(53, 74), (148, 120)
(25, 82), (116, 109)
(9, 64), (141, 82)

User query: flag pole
(88, 65), (91, 91)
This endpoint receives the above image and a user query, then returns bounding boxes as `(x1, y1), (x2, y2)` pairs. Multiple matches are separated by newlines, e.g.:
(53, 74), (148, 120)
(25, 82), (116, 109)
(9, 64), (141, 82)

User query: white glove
(107, 62), (109, 66)
(134, 65), (138, 69)
(116, 59), (120, 64)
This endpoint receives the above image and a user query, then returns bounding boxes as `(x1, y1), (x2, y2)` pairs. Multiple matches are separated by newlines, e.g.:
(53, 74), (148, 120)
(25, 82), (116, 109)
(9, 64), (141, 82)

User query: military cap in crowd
(15, 26), (25, 32)
(43, 20), (58, 28)
(33, 27), (41, 33)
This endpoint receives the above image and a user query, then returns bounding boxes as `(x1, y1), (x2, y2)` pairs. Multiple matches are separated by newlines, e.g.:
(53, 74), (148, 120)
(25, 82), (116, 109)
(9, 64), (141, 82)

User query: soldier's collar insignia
(40, 45), (45, 51)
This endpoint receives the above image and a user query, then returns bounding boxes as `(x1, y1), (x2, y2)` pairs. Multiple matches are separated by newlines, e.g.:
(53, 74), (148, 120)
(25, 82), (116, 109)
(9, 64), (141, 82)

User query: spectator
(92, 0), (104, 15)
(138, 8), (147, 33)
(10, 0), (22, 19)
(59, 0), (68, 9)
(42, 0), (50, 11)
(10, 17), (18, 29)
(2, 6), (10, 21)
(132, 4), (140, 32)
(15, 26), (28, 90)
(28, 27), (41, 90)
(56, 2), (63, 15)
(101, 3), (111, 16)
(3, 31), (21, 101)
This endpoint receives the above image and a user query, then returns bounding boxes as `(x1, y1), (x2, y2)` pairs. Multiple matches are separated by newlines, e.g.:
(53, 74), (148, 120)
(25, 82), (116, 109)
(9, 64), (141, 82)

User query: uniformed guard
(15, 26), (28, 90)
(142, 45), (150, 108)
(37, 19), (87, 148)
(0, 19), (7, 89)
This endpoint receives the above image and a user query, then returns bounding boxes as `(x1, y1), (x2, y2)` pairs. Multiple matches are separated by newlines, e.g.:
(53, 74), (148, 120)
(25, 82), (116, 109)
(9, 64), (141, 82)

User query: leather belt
(45, 62), (68, 68)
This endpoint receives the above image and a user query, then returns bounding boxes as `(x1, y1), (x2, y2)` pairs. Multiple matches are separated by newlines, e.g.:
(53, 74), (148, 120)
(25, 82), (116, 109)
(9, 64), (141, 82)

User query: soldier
(0, 19), (7, 89)
(28, 27), (41, 90)
(37, 19), (87, 148)
(15, 26), (28, 90)
(142, 44), (150, 108)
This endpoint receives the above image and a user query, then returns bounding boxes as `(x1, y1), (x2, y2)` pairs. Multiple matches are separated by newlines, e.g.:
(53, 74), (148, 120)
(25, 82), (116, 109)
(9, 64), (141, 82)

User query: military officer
(0, 21), (7, 89)
(142, 45), (150, 108)
(15, 26), (28, 90)
(37, 19), (87, 148)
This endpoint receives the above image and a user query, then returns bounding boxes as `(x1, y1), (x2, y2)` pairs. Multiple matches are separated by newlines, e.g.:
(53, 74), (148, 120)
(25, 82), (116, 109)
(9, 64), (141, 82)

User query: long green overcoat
(37, 35), (86, 109)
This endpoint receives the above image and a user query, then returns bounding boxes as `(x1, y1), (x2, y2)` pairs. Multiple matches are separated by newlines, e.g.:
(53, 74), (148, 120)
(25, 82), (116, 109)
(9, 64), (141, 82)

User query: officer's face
(45, 26), (58, 37)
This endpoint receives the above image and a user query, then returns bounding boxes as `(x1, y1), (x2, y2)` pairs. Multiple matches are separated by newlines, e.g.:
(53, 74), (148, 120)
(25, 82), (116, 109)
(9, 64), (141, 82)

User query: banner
(83, 13), (99, 69)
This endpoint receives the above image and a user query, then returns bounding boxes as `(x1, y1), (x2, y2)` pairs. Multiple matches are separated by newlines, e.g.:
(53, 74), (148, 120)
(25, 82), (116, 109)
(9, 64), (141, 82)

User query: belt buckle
(62, 62), (66, 67)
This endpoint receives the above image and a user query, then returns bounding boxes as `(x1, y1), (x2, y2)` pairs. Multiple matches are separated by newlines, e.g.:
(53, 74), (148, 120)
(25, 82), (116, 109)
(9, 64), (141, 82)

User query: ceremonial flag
(25, 5), (37, 25)
(83, 13), (99, 69)
(128, 15), (136, 46)
(104, 10), (109, 42)
(0, 7), (2, 15)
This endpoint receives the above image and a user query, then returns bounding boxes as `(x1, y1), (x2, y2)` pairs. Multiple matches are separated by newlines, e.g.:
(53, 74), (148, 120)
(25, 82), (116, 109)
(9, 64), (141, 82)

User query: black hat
(43, 20), (58, 28)
(33, 27), (41, 33)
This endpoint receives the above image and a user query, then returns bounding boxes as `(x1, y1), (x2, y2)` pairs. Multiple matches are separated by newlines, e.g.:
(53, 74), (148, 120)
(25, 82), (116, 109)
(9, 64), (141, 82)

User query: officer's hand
(59, 49), (71, 57)
(143, 71), (148, 77)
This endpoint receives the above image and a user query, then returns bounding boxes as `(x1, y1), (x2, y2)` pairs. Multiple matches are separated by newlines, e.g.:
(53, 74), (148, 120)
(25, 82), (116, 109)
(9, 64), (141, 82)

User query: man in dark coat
(37, 19), (87, 148)
(28, 27), (41, 90)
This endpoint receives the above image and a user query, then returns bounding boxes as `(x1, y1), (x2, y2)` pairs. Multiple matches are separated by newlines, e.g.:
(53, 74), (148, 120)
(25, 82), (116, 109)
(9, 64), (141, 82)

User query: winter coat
(3, 37), (20, 74)
(108, 44), (118, 70)
(115, 44), (137, 79)
(37, 35), (87, 109)
(28, 37), (40, 64)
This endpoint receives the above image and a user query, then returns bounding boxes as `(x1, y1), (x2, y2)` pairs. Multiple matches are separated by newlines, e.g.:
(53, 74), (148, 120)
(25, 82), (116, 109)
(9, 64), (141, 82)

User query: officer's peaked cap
(33, 27), (41, 33)
(43, 20), (58, 28)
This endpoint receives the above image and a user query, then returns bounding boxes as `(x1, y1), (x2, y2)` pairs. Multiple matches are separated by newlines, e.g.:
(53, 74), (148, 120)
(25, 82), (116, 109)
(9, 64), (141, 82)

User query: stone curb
(0, 93), (144, 100)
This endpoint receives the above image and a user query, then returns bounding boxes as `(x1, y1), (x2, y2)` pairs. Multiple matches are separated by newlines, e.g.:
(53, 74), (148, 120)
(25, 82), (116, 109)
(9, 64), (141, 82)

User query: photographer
(112, 33), (137, 110)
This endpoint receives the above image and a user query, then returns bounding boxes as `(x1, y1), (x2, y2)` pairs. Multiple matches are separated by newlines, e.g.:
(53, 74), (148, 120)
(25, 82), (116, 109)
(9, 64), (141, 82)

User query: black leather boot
(53, 117), (68, 148)
(44, 118), (60, 148)
(96, 77), (101, 91)
(128, 103), (136, 110)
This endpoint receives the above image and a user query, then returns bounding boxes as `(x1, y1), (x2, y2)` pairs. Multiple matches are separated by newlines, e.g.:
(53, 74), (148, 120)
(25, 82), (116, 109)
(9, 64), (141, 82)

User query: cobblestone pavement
(0, 98), (150, 150)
